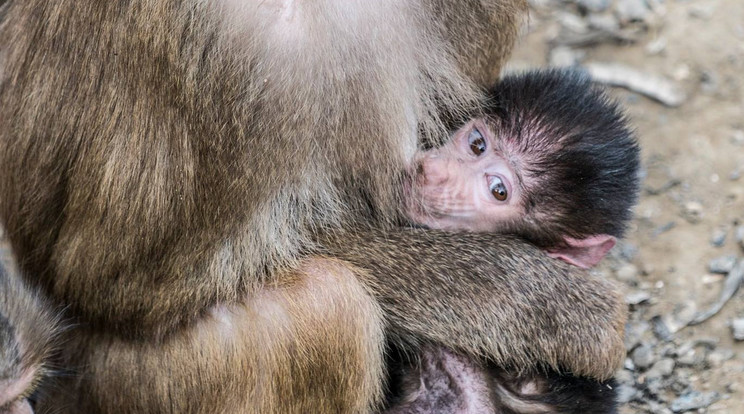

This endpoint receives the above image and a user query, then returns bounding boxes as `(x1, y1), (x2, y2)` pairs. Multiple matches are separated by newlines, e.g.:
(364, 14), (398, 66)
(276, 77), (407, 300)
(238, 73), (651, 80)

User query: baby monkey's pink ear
(547, 235), (617, 269)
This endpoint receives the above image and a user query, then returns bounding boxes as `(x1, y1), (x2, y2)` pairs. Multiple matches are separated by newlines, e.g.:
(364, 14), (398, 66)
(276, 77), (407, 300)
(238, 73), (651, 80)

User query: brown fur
(0, 1), (624, 413)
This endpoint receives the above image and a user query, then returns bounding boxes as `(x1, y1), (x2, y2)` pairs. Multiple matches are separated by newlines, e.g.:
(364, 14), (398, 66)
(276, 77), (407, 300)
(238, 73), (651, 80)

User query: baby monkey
(393, 69), (640, 413)
(408, 68), (639, 269)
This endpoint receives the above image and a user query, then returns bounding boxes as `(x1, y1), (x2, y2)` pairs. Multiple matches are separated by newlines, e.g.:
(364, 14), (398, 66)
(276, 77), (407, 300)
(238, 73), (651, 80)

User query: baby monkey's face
(407, 118), (525, 232)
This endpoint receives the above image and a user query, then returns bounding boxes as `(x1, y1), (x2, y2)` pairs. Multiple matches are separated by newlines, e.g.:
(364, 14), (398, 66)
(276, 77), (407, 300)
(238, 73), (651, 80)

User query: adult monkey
(0, 1), (626, 413)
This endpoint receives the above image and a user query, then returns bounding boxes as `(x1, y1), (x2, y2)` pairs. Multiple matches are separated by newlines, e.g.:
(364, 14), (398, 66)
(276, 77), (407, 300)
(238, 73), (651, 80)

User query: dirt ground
(508, 0), (744, 412)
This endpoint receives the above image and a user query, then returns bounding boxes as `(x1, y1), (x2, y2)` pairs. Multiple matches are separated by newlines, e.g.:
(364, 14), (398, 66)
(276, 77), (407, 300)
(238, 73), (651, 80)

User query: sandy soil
(508, 0), (744, 412)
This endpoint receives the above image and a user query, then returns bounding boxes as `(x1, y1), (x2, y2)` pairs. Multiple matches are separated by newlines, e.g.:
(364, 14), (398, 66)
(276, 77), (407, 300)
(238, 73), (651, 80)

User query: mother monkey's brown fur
(0, 1), (625, 413)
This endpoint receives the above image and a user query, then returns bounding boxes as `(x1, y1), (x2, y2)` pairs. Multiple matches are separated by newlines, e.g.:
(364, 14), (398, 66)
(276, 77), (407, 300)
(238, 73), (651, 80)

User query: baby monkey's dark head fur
(486, 69), (640, 249)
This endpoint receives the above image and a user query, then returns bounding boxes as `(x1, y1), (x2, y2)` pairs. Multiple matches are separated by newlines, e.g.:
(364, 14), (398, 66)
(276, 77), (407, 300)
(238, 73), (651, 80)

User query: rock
(676, 347), (705, 367)
(731, 318), (744, 341)
(615, 0), (650, 23)
(626, 290), (651, 305)
(575, 0), (612, 13)
(624, 320), (651, 350)
(670, 391), (720, 412)
(700, 70), (719, 94)
(548, 46), (585, 67)
(615, 368), (635, 385)
(631, 344), (657, 370)
(681, 201), (703, 223)
(688, 4), (715, 20)
(616, 241), (639, 261)
(710, 228), (727, 247)
(707, 349), (735, 367)
(616, 383), (640, 404)
(646, 358), (675, 381)
(730, 168), (741, 181)
(587, 13), (620, 31)
(732, 130), (744, 146)
(647, 400), (674, 414)
(671, 376), (693, 396)
(708, 254), (738, 274)
(557, 12), (589, 34)
(650, 316), (672, 342)
(645, 37), (667, 55)
(736, 225), (744, 250)
(616, 263), (640, 282)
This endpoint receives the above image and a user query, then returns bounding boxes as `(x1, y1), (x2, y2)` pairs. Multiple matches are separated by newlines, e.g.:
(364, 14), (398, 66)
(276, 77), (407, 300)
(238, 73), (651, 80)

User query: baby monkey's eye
(489, 176), (508, 201)
(468, 128), (486, 156)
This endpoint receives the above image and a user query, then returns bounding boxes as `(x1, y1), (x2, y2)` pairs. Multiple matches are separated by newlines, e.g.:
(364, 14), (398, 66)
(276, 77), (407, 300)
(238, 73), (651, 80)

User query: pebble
(688, 4), (715, 20)
(616, 383), (640, 404)
(587, 13), (620, 32)
(681, 201), (703, 224)
(624, 320), (651, 350)
(616, 263), (640, 283)
(651, 315), (674, 341)
(548, 46), (584, 67)
(736, 225), (744, 250)
(646, 358), (675, 381)
(732, 318), (744, 341)
(708, 255), (737, 274)
(676, 347), (705, 367)
(631, 344), (657, 369)
(730, 168), (741, 181)
(575, 0), (612, 13)
(615, 0), (650, 23)
(732, 130), (744, 146)
(626, 290), (651, 305)
(707, 349), (735, 367)
(710, 228), (727, 247)
(645, 37), (667, 55)
(670, 391), (720, 412)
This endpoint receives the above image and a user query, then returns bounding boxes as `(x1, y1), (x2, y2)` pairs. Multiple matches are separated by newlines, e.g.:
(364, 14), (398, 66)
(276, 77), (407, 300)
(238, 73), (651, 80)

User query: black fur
(486, 69), (640, 248)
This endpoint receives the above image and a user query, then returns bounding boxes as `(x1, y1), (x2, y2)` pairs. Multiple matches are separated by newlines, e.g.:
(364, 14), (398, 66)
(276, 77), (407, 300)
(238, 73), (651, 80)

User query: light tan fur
(0, 1), (625, 413)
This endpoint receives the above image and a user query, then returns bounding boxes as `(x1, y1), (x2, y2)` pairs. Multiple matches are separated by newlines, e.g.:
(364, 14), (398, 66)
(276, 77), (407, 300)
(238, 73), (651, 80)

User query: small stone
(645, 37), (666, 56)
(708, 255), (737, 274)
(576, 0), (612, 13)
(732, 130), (744, 145)
(624, 321), (650, 351)
(626, 290), (651, 305)
(647, 400), (673, 414)
(645, 358), (675, 381)
(615, 0), (650, 23)
(616, 383), (640, 404)
(651, 315), (674, 341)
(557, 12), (589, 34)
(587, 13), (620, 31)
(731, 318), (744, 341)
(616, 263), (640, 282)
(707, 349), (735, 367)
(710, 228), (727, 247)
(700, 70), (719, 94)
(549, 46), (585, 67)
(688, 4), (715, 20)
(671, 376), (693, 396)
(670, 391), (720, 412)
(676, 347), (705, 367)
(682, 201), (703, 223)
(631, 344), (657, 370)
(730, 168), (741, 181)
(616, 241), (639, 261)
(624, 357), (636, 371)
(736, 226), (744, 250)
(615, 369), (635, 385)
